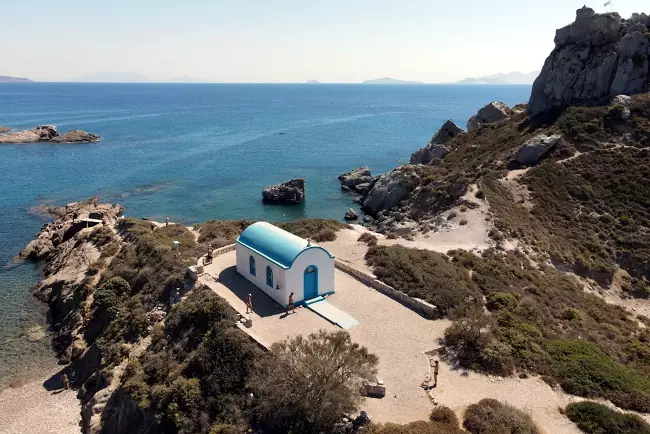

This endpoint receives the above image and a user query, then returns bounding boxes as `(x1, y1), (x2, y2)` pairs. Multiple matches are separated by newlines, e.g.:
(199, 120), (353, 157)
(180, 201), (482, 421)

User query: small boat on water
(279, 131), (285, 135)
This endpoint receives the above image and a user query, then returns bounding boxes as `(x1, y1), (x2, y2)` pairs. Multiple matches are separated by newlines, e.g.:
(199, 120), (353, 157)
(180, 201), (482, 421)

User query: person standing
(433, 361), (440, 387)
(165, 217), (169, 226)
(287, 292), (295, 314)
(246, 294), (253, 314)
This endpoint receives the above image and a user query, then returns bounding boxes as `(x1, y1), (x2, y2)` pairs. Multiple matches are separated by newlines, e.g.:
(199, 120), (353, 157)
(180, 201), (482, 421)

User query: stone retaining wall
(335, 260), (439, 319)
(189, 244), (236, 279)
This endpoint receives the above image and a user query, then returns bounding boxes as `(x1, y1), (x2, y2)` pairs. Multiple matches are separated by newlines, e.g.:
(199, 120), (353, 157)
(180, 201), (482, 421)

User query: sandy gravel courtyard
(199, 250), (583, 432)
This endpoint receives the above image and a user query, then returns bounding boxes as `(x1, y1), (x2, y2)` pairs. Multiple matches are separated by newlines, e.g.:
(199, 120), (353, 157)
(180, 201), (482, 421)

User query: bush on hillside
(546, 340), (650, 413)
(365, 245), (480, 316)
(358, 232), (379, 246)
(278, 218), (349, 241)
(565, 401), (650, 434)
(249, 330), (378, 434)
(463, 398), (539, 434)
(366, 406), (463, 434)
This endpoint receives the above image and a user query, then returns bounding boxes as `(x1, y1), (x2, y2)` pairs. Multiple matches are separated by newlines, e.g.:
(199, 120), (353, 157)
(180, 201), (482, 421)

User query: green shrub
(367, 405), (463, 433)
(358, 232), (379, 246)
(463, 398), (540, 434)
(312, 228), (337, 242)
(278, 219), (349, 240)
(366, 245), (480, 316)
(546, 340), (650, 413)
(429, 406), (459, 425)
(565, 401), (650, 434)
(486, 292), (520, 311)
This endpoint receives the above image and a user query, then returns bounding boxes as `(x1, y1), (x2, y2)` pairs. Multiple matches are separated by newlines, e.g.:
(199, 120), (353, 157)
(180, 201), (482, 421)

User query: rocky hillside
(529, 7), (650, 115)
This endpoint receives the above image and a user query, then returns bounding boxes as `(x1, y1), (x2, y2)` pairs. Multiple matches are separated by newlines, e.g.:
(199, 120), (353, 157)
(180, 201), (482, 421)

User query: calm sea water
(0, 82), (531, 382)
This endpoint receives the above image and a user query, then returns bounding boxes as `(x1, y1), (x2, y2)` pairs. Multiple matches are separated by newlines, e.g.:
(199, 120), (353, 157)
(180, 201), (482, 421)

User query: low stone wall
(189, 244), (236, 279)
(335, 260), (439, 319)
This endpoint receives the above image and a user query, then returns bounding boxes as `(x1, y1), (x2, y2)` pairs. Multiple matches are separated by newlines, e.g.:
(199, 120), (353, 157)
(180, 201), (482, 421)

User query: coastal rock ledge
(262, 178), (305, 204)
(0, 124), (100, 144)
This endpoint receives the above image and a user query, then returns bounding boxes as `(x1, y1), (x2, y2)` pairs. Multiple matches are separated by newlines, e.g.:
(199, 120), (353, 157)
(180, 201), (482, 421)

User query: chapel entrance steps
(304, 297), (359, 330)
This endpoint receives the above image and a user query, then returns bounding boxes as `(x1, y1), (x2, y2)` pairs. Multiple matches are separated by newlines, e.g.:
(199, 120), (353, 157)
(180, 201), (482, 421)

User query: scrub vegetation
(365, 245), (650, 412)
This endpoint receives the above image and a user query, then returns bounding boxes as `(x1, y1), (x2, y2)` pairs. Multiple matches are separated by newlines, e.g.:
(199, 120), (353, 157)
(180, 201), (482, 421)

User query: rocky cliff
(529, 7), (650, 115)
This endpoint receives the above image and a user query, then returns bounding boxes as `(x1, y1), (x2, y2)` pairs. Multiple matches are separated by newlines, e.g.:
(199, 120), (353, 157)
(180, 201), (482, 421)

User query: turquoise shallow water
(0, 83), (531, 381)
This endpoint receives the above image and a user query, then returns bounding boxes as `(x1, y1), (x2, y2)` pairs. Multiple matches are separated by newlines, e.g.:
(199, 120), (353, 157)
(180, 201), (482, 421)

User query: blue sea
(0, 82), (531, 382)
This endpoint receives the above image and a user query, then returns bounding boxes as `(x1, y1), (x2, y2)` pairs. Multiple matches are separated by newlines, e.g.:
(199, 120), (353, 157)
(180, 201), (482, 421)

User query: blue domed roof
(236, 222), (334, 269)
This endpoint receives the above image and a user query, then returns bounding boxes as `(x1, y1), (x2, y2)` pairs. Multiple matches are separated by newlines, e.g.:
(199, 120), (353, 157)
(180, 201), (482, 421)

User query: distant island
(456, 71), (539, 85)
(363, 77), (424, 85)
(70, 72), (152, 83)
(0, 75), (32, 83)
(306, 80), (320, 84)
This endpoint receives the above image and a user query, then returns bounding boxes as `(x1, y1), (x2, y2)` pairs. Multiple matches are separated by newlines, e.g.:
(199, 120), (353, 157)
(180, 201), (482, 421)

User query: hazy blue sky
(3, 0), (647, 82)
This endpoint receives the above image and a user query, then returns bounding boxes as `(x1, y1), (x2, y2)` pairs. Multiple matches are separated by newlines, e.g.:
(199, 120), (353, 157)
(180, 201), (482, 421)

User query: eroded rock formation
(529, 7), (650, 115)
(410, 120), (465, 165)
(467, 102), (511, 131)
(0, 124), (100, 144)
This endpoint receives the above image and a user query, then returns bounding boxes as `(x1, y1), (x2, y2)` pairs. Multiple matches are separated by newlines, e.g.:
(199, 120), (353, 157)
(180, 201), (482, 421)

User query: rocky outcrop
(410, 120), (465, 164)
(0, 126), (11, 132)
(512, 134), (562, 165)
(611, 94), (632, 120)
(529, 7), (650, 115)
(362, 167), (419, 216)
(50, 130), (101, 143)
(467, 102), (511, 131)
(344, 208), (358, 221)
(20, 198), (123, 260)
(338, 166), (373, 194)
(262, 178), (305, 204)
(0, 124), (100, 144)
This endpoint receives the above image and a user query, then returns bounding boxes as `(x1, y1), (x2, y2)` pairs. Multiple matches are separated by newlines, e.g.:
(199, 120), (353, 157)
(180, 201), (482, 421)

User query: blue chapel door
(304, 266), (318, 300)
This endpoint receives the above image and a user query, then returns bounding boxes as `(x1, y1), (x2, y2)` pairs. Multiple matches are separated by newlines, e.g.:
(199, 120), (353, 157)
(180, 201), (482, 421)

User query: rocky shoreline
(0, 125), (100, 144)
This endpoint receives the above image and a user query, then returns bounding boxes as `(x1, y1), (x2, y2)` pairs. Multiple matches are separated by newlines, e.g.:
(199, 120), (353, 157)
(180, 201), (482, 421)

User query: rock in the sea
(35, 125), (59, 140)
(262, 178), (305, 204)
(410, 120), (465, 165)
(338, 166), (373, 194)
(344, 208), (358, 221)
(0, 124), (100, 144)
(49, 130), (100, 143)
(362, 167), (419, 216)
(529, 7), (650, 115)
(513, 134), (562, 165)
(0, 126), (11, 133)
(467, 102), (511, 131)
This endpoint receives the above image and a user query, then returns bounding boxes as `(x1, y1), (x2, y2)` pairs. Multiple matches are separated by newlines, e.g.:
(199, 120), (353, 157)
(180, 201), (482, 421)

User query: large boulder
(410, 120), (465, 165)
(529, 7), (650, 115)
(512, 134), (562, 165)
(262, 178), (305, 204)
(362, 167), (419, 216)
(35, 125), (59, 140)
(0, 126), (11, 133)
(467, 102), (511, 131)
(338, 166), (373, 193)
(49, 130), (100, 143)
(344, 208), (358, 221)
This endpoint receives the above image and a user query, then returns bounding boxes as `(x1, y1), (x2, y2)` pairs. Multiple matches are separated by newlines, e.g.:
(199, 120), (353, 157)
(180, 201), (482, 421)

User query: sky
(2, 0), (648, 83)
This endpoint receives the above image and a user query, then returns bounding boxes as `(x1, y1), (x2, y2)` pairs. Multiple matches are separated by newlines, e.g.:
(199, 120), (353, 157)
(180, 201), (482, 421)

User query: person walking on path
(61, 373), (69, 390)
(433, 360), (439, 387)
(165, 217), (169, 226)
(246, 294), (253, 314)
(287, 292), (295, 314)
